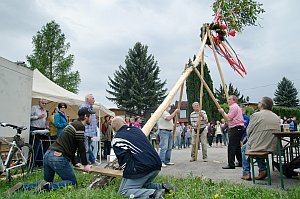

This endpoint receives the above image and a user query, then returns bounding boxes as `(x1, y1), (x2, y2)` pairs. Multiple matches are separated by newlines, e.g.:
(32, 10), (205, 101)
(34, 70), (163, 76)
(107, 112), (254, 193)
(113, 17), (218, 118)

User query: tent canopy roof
(32, 69), (114, 117)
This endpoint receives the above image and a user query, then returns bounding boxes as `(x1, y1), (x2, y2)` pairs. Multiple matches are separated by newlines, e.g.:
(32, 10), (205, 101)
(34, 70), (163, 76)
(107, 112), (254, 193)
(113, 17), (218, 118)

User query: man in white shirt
(157, 105), (179, 167)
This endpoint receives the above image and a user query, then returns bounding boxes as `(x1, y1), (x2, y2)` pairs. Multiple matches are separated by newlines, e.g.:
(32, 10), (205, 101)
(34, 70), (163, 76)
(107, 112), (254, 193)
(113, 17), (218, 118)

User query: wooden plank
(246, 151), (270, 157)
(75, 166), (123, 178)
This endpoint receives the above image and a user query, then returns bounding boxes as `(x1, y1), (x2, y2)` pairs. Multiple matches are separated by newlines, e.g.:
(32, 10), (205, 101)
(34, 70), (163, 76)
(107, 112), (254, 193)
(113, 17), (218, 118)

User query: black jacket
(112, 125), (161, 179)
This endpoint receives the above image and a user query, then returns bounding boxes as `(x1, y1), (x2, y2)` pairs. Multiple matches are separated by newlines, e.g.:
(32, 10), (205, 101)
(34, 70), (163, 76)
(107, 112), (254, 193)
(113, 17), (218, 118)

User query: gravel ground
(158, 145), (300, 190)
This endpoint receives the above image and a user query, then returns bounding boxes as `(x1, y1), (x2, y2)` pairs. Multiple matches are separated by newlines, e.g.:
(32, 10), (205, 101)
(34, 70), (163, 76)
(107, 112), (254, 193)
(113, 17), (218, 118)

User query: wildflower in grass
(214, 193), (220, 199)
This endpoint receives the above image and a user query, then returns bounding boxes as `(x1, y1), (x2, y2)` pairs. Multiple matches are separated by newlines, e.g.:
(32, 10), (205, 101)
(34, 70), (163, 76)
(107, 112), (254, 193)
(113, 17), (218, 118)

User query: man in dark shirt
(112, 116), (177, 199)
(5, 107), (93, 195)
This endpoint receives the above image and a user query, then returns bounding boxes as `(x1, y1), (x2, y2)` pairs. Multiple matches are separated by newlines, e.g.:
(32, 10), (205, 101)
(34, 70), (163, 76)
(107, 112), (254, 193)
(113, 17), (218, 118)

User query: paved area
(157, 145), (300, 190)
(98, 145), (299, 190)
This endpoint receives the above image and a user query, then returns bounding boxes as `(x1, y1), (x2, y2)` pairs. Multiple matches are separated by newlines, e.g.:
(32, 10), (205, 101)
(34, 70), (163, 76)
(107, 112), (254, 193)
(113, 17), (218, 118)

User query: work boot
(152, 189), (165, 199)
(241, 174), (252, 181)
(162, 182), (178, 193)
(255, 170), (267, 180)
(4, 182), (23, 196)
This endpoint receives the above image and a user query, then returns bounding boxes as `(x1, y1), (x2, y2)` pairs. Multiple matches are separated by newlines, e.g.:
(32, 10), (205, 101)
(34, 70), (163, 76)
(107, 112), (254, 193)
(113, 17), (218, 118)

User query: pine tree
(107, 42), (167, 116)
(215, 83), (248, 104)
(274, 77), (299, 107)
(27, 20), (80, 93)
(186, 57), (218, 122)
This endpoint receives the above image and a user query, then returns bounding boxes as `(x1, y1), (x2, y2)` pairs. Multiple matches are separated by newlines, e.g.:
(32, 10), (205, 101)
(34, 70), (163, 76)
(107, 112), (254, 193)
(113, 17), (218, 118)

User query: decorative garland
(199, 0), (264, 77)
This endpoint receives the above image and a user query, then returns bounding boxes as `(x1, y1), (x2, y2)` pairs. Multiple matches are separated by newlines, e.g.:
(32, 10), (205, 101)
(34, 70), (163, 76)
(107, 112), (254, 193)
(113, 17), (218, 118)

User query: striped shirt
(49, 120), (88, 165)
(190, 110), (208, 129)
(80, 102), (97, 137)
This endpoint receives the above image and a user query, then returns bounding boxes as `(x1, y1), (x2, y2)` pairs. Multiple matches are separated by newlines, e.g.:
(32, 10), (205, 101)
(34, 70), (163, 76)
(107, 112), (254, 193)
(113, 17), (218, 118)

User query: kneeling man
(112, 116), (176, 198)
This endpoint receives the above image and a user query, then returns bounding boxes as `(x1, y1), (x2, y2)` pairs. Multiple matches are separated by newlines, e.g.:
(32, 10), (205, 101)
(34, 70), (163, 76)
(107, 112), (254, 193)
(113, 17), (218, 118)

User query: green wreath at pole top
(212, 0), (265, 33)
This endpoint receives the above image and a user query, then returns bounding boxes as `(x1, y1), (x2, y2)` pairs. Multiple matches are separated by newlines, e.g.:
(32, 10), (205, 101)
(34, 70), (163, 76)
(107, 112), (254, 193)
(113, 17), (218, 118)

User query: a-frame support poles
(142, 32), (208, 136)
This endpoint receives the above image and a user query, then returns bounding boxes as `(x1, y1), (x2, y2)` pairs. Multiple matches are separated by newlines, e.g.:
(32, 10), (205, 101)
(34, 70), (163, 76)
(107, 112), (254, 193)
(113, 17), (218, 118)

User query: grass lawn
(1, 169), (300, 199)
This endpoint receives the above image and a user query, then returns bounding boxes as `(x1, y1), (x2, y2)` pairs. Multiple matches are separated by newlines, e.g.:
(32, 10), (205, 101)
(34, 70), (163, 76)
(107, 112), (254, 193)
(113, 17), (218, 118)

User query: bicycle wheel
(6, 143), (34, 182)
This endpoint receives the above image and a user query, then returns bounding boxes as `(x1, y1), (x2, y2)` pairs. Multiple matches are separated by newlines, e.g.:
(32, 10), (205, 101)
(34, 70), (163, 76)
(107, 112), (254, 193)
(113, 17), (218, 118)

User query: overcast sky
(1, 0), (299, 108)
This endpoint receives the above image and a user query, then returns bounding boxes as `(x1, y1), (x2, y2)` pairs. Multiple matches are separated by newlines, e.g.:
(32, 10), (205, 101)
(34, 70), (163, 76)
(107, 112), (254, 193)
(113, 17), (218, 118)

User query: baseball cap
(78, 107), (95, 116)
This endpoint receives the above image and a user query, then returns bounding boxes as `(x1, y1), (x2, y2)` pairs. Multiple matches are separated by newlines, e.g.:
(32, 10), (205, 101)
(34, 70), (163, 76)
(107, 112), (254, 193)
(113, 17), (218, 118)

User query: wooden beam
(172, 81), (185, 147)
(142, 32), (208, 136)
(194, 47), (205, 160)
(193, 67), (226, 119)
(207, 28), (229, 100)
(75, 166), (123, 178)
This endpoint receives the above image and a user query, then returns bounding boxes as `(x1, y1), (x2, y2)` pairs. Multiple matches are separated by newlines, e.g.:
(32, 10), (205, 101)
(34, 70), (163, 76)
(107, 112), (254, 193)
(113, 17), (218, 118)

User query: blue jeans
(23, 150), (76, 191)
(223, 132), (228, 146)
(85, 136), (96, 163)
(241, 144), (266, 175)
(118, 170), (162, 198)
(158, 129), (173, 164)
(174, 135), (181, 149)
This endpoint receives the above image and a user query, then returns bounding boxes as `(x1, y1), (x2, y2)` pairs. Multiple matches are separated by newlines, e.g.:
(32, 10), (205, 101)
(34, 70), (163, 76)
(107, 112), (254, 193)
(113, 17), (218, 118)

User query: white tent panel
(32, 69), (114, 118)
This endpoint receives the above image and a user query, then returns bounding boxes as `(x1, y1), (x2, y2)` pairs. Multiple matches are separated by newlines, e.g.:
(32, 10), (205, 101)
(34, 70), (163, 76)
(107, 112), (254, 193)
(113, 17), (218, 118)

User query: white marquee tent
(32, 69), (114, 119)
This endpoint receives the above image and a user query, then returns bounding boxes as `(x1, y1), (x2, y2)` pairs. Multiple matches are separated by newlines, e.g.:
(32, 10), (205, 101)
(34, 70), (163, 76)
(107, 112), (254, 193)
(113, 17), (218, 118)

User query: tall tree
(274, 77), (299, 107)
(27, 20), (80, 93)
(106, 42), (167, 116)
(215, 83), (248, 104)
(186, 57), (218, 122)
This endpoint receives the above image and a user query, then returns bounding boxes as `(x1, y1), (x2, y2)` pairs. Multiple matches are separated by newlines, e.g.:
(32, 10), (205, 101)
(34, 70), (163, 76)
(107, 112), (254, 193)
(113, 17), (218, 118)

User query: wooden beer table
(273, 132), (300, 189)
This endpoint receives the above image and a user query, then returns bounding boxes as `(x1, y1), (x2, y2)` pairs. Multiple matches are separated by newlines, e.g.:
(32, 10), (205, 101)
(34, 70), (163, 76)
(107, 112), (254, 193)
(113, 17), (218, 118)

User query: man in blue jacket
(111, 116), (176, 198)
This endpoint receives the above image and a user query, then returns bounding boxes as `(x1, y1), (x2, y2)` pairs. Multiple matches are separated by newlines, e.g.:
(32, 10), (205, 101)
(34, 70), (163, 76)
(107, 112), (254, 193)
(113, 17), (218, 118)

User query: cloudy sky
(0, 0), (299, 108)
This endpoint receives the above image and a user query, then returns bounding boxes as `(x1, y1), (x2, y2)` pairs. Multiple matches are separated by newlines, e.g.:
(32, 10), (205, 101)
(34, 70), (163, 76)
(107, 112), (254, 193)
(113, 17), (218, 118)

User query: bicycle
(0, 122), (34, 182)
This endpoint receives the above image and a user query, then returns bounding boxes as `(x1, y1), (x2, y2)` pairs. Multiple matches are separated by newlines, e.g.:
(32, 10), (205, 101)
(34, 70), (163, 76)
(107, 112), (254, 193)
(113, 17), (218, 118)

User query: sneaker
(162, 182), (178, 193)
(33, 180), (50, 193)
(152, 189), (165, 199)
(161, 163), (167, 167)
(166, 162), (175, 165)
(190, 158), (195, 162)
(203, 158), (208, 162)
(4, 183), (23, 195)
(92, 161), (101, 166)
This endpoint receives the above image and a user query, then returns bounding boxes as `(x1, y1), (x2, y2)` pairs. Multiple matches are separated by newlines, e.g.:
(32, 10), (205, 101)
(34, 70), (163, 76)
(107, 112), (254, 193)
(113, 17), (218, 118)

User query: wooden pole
(142, 32), (208, 136)
(142, 67), (190, 136)
(172, 81), (185, 148)
(207, 28), (229, 100)
(194, 47), (205, 161)
(193, 67), (226, 119)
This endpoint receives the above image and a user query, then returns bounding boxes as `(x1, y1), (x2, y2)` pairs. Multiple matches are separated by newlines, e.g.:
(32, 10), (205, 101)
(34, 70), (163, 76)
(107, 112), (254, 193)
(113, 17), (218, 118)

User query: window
(179, 110), (186, 118)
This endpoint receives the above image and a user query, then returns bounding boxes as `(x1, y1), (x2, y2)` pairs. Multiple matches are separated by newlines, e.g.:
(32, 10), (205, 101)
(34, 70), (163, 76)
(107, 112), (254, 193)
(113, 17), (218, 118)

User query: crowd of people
(5, 94), (300, 198)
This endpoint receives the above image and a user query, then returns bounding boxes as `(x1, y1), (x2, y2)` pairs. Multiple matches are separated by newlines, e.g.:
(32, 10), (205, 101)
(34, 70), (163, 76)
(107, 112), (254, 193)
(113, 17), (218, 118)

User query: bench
(246, 151), (272, 185)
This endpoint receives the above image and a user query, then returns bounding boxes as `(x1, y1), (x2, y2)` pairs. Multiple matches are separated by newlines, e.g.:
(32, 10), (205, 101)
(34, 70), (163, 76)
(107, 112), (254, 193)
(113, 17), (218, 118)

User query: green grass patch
(1, 170), (300, 199)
